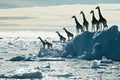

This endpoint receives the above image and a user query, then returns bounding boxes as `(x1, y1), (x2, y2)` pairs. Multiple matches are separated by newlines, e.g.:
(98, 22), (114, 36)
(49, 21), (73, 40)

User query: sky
(0, 0), (120, 8)
(0, 1), (120, 38)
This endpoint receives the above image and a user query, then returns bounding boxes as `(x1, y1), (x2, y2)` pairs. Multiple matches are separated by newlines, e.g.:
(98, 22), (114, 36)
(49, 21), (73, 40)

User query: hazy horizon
(0, 1), (120, 37)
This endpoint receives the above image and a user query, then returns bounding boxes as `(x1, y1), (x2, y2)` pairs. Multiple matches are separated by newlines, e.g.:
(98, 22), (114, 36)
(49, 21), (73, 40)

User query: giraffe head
(44, 40), (47, 42)
(72, 15), (76, 18)
(38, 37), (41, 39)
(90, 10), (94, 14)
(63, 27), (66, 30)
(96, 6), (100, 9)
(80, 11), (84, 14)
(56, 31), (59, 33)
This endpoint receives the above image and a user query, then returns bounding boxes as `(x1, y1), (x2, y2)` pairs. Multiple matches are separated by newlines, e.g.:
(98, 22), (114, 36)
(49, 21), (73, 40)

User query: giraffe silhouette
(80, 11), (89, 31)
(56, 31), (66, 42)
(90, 10), (99, 32)
(96, 6), (108, 30)
(72, 15), (84, 34)
(38, 37), (46, 49)
(63, 27), (74, 41)
(44, 40), (52, 49)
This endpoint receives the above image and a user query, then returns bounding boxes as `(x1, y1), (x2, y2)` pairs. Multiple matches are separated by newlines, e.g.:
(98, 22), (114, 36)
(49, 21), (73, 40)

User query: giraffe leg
(64, 39), (66, 43)
(102, 23), (105, 30)
(76, 28), (79, 34)
(50, 45), (52, 49)
(83, 26), (85, 31)
(96, 23), (99, 31)
(81, 27), (84, 33)
(72, 36), (73, 39)
(99, 23), (102, 31)
(86, 25), (88, 31)
(48, 45), (50, 49)
(68, 36), (70, 41)
(103, 22), (108, 29)
(93, 25), (95, 32)
(43, 44), (45, 49)
(60, 38), (62, 42)
(92, 24), (94, 32)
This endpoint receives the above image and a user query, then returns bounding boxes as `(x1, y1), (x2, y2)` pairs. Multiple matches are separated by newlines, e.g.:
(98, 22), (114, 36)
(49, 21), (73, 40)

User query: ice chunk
(0, 68), (42, 79)
(11, 71), (42, 79)
(39, 58), (65, 61)
(90, 60), (100, 69)
(9, 55), (26, 61)
(100, 56), (113, 64)
(49, 72), (73, 78)
(62, 25), (120, 61)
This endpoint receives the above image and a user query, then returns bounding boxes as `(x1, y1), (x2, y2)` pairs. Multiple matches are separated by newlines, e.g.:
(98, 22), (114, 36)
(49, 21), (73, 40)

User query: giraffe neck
(98, 8), (103, 18)
(40, 38), (44, 43)
(57, 32), (61, 37)
(74, 17), (79, 25)
(92, 12), (96, 20)
(81, 13), (87, 21)
(64, 29), (68, 33)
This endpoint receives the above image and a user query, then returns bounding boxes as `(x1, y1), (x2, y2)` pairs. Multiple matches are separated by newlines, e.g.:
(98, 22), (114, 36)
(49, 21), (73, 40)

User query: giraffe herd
(39, 6), (108, 49)
(72, 6), (108, 34)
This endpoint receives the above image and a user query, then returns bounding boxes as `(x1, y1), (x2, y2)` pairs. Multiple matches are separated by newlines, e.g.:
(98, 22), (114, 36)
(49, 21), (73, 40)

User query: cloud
(0, 0), (120, 8)
(0, 17), (34, 20)
(0, 3), (18, 9)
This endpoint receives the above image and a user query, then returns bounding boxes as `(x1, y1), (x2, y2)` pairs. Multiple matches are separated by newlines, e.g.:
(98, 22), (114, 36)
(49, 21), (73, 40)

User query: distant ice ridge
(62, 25), (120, 61)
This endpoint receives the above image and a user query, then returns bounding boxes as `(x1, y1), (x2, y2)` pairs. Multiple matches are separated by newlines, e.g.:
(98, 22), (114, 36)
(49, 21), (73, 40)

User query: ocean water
(0, 37), (120, 80)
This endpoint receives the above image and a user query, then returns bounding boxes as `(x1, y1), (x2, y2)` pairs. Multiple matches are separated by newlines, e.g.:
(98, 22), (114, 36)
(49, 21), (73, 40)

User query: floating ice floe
(110, 66), (119, 70)
(9, 55), (26, 61)
(43, 62), (50, 68)
(0, 68), (42, 79)
(34, 66), (55, 72)
(9, 53), (37, 61)
(49, 72), (73, 78)
(90, 60), (100, 69)
(100, 56), (113, 64)
(25, 53), (37, 61)
(20, 48), (27, 50)
(90, 59), (111, 69)
(99, 63), (108, 67)
(39, 58), (65, 61)
(11, 71), (42, 79)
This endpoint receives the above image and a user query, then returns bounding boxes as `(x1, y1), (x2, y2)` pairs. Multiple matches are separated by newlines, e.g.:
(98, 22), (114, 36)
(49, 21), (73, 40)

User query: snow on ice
(0, 68), (42, 79)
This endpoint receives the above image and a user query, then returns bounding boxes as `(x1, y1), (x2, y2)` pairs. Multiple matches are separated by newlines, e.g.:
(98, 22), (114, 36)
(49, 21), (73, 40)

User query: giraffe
(90, 10), (99, 32)
(63, 27), (74, 41)
(72, 15), (84, 34)
(95, 6), (108, 30)
(38, 37), (46, 49)
(80, 11), (89, 31)
(56, 31), (66, 42)
(44, 40), (52, 49)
